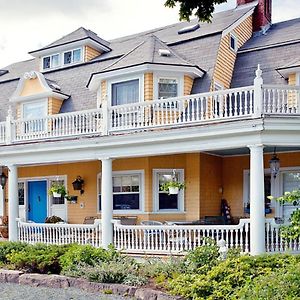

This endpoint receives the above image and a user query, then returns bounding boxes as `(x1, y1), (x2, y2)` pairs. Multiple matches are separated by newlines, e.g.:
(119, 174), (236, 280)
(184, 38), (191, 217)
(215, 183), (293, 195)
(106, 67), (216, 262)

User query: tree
(165, 0), (228, 22)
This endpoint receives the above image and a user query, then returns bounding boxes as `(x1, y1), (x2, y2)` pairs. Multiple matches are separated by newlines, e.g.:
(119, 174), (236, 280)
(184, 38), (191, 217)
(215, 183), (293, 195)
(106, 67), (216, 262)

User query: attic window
(178, 23), (200, 34)
(230, 34), (238, 52)
(64, 48), (82, 65)
(158, 49), (171, 57)
(0, 70), (8, 76)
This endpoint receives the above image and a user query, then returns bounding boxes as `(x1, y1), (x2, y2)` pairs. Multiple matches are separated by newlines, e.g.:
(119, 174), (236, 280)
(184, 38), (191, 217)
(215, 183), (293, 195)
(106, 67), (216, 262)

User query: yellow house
(0, 0), (300, 255)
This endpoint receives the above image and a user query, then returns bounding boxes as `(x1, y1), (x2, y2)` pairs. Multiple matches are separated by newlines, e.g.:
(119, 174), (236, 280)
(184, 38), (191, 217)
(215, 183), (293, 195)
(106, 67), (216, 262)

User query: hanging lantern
(269, 149), (280, 179)
(72, 176), (84, 194)
(0, 172), (7, 189)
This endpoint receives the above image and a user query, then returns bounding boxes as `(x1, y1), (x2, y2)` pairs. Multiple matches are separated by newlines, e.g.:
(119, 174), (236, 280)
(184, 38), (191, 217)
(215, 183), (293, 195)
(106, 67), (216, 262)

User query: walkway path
(0, 282), (129, 300)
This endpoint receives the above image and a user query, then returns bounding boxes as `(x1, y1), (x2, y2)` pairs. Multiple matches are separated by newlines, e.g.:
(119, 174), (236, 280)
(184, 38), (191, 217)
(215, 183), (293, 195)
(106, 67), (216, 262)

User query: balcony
(1, 81), (300, 145)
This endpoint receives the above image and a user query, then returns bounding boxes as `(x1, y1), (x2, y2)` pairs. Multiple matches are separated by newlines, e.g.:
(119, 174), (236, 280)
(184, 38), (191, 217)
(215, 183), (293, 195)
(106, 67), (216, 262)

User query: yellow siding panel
(184, 75), (194, 96)
(20, 78), (47, 97)
(84, 46), (101, 62)
(48, 97), (62, 115)
(289, 73), (296, 86)
(144, 73), (154, 101)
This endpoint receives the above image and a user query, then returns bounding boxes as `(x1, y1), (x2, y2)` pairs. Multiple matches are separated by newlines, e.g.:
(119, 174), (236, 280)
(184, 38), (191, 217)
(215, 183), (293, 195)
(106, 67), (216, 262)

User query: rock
(0, 269), (23, 284)
(19, 274), (70, 288)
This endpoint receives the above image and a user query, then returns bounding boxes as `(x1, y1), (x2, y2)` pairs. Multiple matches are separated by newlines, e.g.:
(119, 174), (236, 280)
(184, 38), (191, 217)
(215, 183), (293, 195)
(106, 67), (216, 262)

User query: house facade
(0, 0), (300, 255)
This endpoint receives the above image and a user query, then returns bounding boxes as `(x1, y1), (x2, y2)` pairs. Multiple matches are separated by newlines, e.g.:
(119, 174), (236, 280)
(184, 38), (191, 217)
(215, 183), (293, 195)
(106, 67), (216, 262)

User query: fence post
(5, 106), (14, 144)
(253, 65), (263, 118)
(101, 95), (109, 135)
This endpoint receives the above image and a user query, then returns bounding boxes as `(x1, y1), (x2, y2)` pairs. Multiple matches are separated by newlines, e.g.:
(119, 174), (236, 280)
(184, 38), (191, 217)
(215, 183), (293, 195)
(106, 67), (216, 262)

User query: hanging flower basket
(160, 181), (185, 195)
(53, 192), (61, 198)
(48, 184), (66, 198)
(168, 187), (179, 194)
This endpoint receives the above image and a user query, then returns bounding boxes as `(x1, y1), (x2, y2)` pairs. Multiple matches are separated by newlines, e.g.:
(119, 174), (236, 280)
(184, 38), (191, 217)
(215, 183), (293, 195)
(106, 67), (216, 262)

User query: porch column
(8, 165), (19, 241)
(0, 186), (5, 216)
(249, 145), (265, 255)
(101, 158), (113, 248)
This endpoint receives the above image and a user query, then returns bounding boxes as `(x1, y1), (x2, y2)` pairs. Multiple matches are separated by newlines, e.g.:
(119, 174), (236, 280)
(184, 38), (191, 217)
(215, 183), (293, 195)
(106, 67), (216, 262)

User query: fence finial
(255, 64), (262, 79)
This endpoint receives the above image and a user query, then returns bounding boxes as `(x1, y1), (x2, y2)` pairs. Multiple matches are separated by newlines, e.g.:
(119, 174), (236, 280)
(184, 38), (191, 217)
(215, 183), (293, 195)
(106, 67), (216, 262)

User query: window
(158, 78), (178, 99)
(282, 172), (300, 205)
(153, 169), (184, 211)
(98, 171), (143, 211)
(50, 179), (65, 205)
(63, 48), (82, 65)
(42, 54), (60, 70)
(230, 34), (238, 52)
(18, 182), (25, 206)
(111, 79), (139, 106)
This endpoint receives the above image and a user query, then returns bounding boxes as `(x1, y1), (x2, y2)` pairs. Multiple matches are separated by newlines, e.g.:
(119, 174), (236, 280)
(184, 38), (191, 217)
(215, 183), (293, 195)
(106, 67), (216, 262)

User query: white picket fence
(17, 219), (102, 247)
(113, 219), (251, 254)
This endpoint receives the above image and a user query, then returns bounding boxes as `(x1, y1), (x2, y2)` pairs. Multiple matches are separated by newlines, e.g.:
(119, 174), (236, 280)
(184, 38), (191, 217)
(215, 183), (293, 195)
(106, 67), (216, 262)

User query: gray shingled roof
(29, 27), (111, 54)
(232, 18), (300, 88)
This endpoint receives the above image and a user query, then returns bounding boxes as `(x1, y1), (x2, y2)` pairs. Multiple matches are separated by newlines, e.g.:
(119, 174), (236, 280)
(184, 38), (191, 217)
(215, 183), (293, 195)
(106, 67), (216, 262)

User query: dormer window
(230, 33), (238, 52)
(63, 48), (82, 65)
(158, 78), (178, 99)
(43, 54), (60, 70)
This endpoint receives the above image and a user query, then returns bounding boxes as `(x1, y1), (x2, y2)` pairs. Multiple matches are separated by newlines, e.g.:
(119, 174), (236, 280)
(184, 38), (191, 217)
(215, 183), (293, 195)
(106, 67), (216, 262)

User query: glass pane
(121, 176), (131, 192)
(64, 51), (72, 64)
(112, 79), (139, 106)
(283, 172), (300, 206)
(18, 182), (25, 206)
(51, 54), (60, 67)
(131, 176), (139, 192)
(73, 49), (81, 62)
(43, 57), (50, 69)
(23, 102), (46, 119)
(113, 194), (139, 210)
(50, 179), (65, 205)
(158, 79), (178, 99)
(159, 193), (178, 210)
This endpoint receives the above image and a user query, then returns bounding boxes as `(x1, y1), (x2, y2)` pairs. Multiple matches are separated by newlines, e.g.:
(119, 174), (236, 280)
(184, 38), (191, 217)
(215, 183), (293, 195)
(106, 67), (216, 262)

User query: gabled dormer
(29, 27), (111, 72)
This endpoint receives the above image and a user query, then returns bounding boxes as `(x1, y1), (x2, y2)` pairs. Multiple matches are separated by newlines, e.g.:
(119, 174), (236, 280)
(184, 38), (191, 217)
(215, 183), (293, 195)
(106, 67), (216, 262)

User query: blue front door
(28, 181), (47, 223)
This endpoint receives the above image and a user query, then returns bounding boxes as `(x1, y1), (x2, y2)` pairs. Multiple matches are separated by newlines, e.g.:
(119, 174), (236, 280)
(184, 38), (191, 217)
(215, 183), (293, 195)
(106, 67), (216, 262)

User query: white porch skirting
(16, 218), (300, 255)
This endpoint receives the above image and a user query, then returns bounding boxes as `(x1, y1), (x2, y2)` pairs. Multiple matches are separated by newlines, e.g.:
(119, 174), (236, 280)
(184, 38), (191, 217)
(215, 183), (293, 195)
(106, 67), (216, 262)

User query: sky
(0, 0), (299, 68)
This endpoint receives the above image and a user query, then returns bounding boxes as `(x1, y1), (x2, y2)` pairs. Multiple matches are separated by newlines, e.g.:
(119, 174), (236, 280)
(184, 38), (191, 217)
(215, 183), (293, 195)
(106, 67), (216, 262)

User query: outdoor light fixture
(72, 176), (84, 195)
(269, 148), (280, 179)
(0, 172), (7, 189)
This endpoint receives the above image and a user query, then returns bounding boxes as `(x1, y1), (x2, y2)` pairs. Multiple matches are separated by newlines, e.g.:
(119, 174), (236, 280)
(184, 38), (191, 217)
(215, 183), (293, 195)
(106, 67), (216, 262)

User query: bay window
(158, 78), (178, 99)
(111, 79), (139, 106)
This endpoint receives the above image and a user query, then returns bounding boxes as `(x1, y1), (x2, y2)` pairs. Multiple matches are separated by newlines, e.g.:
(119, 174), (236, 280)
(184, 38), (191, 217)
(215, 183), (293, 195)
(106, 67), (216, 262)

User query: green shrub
(0, 241), (29, 265)
(238, 264), (300, 300)
(59, 244), (120, 273)
(7, 243), (69, 274)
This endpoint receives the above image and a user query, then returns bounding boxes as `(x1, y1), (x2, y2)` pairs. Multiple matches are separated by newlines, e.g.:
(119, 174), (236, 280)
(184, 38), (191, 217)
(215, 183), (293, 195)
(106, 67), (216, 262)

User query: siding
(84, 46), (101, 62)
(144, 73), (154, 101)
(213, 15), (253, 89)
(184, 75), (194, 96)
(101, 80), (107, 104)
(48, 97), (62, 115)
(288, 73), (296, 85)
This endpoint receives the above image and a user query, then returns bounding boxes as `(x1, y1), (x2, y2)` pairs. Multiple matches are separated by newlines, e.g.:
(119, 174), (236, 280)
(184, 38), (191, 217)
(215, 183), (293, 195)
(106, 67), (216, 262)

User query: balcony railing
(2, 72), (300, 145)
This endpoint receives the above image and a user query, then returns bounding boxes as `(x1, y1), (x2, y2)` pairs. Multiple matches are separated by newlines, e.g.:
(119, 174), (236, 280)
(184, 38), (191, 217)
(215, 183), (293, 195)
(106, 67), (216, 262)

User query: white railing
(17, 219), (102, 247)
(113, 219), (250, 254)
(12, 108), (103, 142)
(265, 218), (300, 253)
(0, 122), (5, 143)
(109, 86), (255, 131)
(263, 85), (300, 114)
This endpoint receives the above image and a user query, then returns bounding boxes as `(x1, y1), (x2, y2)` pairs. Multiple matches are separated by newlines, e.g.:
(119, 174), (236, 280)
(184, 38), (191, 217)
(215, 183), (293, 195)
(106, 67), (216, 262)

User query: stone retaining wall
(0, 269), (182, 300)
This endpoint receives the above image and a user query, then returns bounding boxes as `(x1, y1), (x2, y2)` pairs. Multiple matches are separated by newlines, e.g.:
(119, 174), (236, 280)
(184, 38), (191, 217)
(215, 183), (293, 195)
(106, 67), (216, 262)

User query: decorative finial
(255, 64), (262, 78)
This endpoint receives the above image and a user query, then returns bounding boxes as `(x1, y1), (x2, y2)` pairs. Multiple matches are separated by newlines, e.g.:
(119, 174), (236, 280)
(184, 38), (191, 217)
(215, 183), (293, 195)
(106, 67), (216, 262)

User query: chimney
(237, 0), (272, 33)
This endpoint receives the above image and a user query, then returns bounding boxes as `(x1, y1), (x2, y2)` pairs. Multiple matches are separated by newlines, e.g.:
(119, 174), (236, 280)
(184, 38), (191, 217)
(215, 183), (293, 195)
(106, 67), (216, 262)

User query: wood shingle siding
(84, 46), (101, 62)
(184, 75), (194, 96)
(144, 73), (154, 101)
(213, 15), (253, 89)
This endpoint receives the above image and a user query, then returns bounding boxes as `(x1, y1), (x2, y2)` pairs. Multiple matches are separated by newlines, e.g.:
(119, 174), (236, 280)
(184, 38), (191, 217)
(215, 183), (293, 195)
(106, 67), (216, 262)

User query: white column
(101, 158), (113, 248)
(249, 145), (265, 255)
(0, 187), (5, 216)
(8, 165), (19, 241)
(253, 65), (263, 118)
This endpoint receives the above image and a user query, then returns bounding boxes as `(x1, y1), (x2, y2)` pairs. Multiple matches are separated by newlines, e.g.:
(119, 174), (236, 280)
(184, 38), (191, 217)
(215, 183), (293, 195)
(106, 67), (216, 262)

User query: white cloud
(0, 0), (298, 68)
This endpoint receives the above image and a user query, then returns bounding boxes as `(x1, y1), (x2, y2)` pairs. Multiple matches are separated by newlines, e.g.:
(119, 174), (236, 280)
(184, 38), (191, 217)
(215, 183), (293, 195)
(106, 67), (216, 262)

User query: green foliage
(7, 243), (70, 274)
(269, 189), (300, 206)
(59, 244), (120, 273)
(164, 0), (228, 22)
(48, 183), (66, 197)
(0, 241), (29, 265)
(238, 264), (300, 300)
(160, 181), (186, 193)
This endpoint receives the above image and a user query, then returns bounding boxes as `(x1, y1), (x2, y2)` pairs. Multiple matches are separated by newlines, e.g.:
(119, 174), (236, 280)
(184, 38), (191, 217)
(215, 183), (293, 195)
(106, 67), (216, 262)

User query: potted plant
(160, 181), (186, 195)
(45, 215), (64, 223)
(65, 195), (78, 204)
(49, 183), (66, 198)
(0, 216), (8, 238)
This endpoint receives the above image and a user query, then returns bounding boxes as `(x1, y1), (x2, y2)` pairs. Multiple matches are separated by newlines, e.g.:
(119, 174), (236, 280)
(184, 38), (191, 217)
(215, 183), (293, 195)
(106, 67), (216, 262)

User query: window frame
(97, 170), (145, 214)
(153, 73), (183, 100)
(157, 77), (179, 99)
(63, 47), (83, 66)
(153, 169), (185, 212)
(21, 99), (48, 120)
(229, 33), (238, 53)
(42, 53), (61, 70)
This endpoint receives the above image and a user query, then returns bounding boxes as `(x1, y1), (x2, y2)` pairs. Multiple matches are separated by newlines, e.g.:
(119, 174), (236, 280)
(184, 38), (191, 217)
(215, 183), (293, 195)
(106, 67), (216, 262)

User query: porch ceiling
(206, 146), (300, 157)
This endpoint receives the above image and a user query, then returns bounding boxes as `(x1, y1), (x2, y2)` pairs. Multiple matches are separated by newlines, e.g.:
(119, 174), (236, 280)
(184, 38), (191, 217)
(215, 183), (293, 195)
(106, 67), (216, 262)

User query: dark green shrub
(7, 243), (70, 274)
(238, 264), (300, 300)
(0, 241), (29, 265)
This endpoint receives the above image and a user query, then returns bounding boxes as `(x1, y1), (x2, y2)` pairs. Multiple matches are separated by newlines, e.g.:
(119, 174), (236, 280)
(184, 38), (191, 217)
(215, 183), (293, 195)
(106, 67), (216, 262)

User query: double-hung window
(64, 48), (82, 65)
(153, 169), (184, 211)
(158, 78), (178, 99)
(111, 79), (139, 106)
(43, 54), (60, 70)
(98, 171), (143, 211)
(50, 179), (66, 205)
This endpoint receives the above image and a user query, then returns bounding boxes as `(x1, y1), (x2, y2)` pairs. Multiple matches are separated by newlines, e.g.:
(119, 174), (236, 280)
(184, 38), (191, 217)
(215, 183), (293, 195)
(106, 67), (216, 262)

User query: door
(28, 181), (47, 223)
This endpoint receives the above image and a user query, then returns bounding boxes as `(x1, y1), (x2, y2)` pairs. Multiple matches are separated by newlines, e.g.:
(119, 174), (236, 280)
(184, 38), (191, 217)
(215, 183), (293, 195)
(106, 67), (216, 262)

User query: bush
(238, 264), (300, 300)
(7, 243), (70, 274)
(0, 241), (29, 265)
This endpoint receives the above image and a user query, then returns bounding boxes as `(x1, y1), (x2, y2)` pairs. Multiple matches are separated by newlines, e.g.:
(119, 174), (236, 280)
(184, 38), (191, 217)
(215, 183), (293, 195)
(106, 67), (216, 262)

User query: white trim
(97, 169), (145, 214)
(107, 75), (144, 107)
(229, 33), (238, 53)
(222, 6), (256, 37)
(153, 73), (184, 99)
(213, 81), (224, 91)
(152, 169), (185, 213)
(21, 98), (48, 120)
(63, 47), (83, 66)
(41, 52), (61, 71)
(88, 64), (204, 91)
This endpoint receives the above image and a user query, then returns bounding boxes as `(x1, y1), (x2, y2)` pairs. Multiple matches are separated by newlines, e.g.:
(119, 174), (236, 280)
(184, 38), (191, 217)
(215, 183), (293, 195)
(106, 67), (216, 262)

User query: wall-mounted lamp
(269, 148), (280, 179)
(0, 172), (7, 189)
(72, 176), (84, 195)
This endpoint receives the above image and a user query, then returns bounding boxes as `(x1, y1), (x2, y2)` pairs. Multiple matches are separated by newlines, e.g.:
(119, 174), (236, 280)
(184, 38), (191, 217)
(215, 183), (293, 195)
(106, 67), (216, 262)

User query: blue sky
(0, 0), (299, 68)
